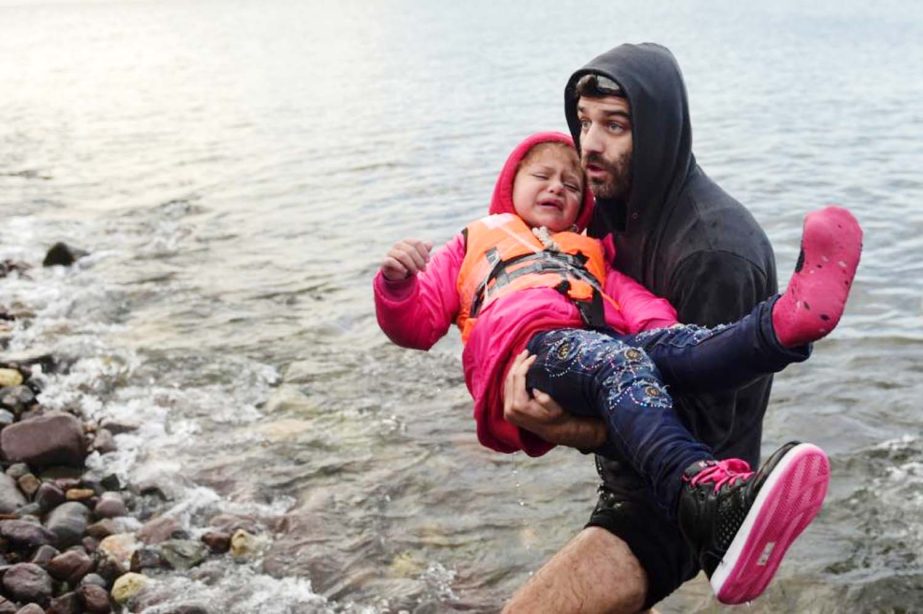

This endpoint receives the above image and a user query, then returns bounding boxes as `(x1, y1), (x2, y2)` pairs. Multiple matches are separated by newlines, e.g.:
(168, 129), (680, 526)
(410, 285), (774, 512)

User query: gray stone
(0, 410), (14, 427)
(79, 573), (107, 588)
(5, 463), (30, 480)
(0, 385), (35, 412)
(0, 519), (57, 549)
(45, 502), (90, 547)
(0, 473), (27, 513)
(159, 539), (207, 570)
(98, 419), (138, 435)
(29, 544), (59, 565)
(129, 546), (165, 572)
(99, 474), (122, 491)
(92, 429), (117, 455)
(0, 412), (86, 468)
(2, 563), (52, 605)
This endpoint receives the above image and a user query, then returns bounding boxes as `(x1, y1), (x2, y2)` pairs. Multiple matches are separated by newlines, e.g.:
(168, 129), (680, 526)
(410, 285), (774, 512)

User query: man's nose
(582, 124), (604, 154)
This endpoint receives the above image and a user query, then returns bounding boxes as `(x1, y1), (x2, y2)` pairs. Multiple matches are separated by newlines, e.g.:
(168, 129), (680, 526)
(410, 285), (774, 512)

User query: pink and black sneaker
(677, 442), (830, 604)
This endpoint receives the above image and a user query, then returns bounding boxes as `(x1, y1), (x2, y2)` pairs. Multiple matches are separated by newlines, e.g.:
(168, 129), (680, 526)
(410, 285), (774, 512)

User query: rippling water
(2, 0), (922, 611)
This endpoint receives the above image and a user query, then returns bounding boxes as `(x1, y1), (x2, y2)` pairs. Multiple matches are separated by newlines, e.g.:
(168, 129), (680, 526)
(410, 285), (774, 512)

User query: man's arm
(502, 351), (607, 451)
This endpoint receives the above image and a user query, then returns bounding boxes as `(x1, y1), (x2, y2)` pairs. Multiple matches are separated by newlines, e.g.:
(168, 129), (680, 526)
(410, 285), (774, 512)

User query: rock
(13, 502), (42, 517)
(34, 482), (65, 512)
(0, 410), (14, 427)
(0, 386), (35, 412)
(80, 573), (108, 589)
(200, 530), (230, 554)
(92, 429), (116, 454)
(0, 519), (56, 549)
(0, 596), (16, 614)
(207, 513), (260, 535)
(13, 605), (44, 614)
(98, 419), (139, 435)
(0, 413), (86, 469)
(110, 572), (150, 605)
(47, 549), (93, 583)
(93, 493), (126, 519)
(0, 473), (28, 513)
(5, 463), (30, 480)
(97, 533), (138, 568)
(85, 518), (118, 540)
(0, 369), (23, 388)
(45, 502), (90, 547)
(46, 591), (81, 614)
(99, 474), (122, 491)
(137, 515), (180, 545)
(79, 583), (112, 613)
(82, 535), (99, 553)
(229, 529), (261, 559)
(129, 546), (165, 572)
(1, 563), (52, 605)
(65, 488), (94, 502)
(16, 474), (40, 499)
(93, 554), (126, 585)
(29, 544), (59, 565)
(159, 539), (207, 570)
(43, 243), (87, 267)
(161, 606), (209, 614)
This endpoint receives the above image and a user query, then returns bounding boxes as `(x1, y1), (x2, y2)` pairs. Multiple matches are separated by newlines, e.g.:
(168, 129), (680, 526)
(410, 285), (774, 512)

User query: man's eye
(579, 119), (590, 131)
(608, 123), (625, 133)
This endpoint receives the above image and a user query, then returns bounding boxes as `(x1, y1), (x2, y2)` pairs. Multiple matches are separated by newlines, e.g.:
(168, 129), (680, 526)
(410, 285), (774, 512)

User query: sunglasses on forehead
(575, 74), (623, 97)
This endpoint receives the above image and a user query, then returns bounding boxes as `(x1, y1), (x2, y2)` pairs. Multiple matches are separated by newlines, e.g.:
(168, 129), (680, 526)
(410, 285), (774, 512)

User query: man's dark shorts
(586, 456), (699, 609)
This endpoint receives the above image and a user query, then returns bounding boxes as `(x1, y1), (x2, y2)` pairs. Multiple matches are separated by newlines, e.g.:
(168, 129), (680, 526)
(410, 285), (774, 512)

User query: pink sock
(772, 206), (862, 348)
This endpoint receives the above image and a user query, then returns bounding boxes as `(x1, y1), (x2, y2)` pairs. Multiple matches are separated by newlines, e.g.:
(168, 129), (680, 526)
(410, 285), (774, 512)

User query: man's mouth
(585, 164), (608, 179)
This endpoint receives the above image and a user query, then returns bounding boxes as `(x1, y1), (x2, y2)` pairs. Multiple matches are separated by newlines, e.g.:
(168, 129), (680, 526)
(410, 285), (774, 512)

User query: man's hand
(503, 350), (608, 451)
(381, 239), (433, 281)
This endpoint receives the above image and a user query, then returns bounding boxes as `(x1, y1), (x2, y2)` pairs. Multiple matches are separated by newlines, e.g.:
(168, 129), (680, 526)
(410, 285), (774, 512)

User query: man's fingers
(532, 388), (565, 417)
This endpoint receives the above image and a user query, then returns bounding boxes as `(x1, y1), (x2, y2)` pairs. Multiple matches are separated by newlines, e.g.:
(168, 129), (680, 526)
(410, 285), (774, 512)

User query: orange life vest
(455, 214), (614, 342)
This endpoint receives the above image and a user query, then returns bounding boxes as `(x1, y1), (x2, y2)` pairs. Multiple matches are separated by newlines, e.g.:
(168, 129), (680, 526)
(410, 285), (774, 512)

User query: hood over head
(564, 43), (694, 240)
(489, 131), (595, 233)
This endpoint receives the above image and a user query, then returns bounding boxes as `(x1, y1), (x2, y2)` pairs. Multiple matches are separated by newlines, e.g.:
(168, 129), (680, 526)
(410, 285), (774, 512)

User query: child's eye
(565, 183), (580, 192)
(532, 173), (548, 180)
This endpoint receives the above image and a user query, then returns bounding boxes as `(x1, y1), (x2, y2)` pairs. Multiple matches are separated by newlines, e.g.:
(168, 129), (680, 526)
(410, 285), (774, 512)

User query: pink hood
(489, 131), (595, 232)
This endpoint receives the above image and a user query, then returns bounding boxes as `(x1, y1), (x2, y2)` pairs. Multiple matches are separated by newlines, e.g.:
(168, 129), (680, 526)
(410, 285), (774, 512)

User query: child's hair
(518, 141), (582, 179)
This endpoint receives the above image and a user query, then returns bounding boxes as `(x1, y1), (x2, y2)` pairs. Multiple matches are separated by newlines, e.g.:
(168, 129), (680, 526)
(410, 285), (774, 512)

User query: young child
(373, 132), (862, 605)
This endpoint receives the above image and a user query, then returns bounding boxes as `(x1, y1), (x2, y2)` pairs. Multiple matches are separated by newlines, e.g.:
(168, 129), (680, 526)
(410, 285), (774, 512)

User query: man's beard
(583, 151), (631, 201)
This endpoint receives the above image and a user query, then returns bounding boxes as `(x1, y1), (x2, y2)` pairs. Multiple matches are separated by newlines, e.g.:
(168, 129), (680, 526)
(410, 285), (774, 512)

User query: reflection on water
(1, 0), (922, 611)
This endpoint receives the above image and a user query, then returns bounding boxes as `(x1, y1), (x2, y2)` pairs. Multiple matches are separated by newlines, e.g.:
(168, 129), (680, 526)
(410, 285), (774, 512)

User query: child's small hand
(381, 239), (433, 281)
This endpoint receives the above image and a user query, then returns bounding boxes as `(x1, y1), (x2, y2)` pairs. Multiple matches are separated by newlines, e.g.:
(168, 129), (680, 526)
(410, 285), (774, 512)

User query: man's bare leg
(503, 527), (650, 614)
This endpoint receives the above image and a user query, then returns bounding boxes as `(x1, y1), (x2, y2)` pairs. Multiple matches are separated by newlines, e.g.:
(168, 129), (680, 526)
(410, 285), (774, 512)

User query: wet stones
(0, 520), (56, 550)
(93, 492), (126, 519)
(42, 243), (87, 268)
(1, 563), (52, 605)
(79, 584), (112, 613)
(0, 369), (22, 389)
(34, 482), (65, 512)
(0, 412), (86, 468)
(0, 474), (27, 513)
(46, 549), (93, 584)
(159, 539), (207, 570)
(45, 502), (90, 547)
(110, 572), (149, 605)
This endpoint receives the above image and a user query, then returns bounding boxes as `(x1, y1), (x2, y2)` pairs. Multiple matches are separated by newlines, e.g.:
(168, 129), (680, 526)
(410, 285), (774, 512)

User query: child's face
(512, 145), (584, 232)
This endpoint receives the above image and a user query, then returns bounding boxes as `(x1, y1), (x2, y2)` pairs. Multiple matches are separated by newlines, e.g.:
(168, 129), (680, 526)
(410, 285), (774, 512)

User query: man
(503, 43), (779, 612)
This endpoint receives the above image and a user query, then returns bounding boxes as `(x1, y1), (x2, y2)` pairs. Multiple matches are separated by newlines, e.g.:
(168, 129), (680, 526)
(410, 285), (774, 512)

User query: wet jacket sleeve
(373, 234), (464, 350)
(603, 267), (679, 333)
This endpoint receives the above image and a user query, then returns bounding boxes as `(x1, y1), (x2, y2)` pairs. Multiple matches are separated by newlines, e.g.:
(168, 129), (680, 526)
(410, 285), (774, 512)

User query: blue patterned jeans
(525, 296), (810, 516)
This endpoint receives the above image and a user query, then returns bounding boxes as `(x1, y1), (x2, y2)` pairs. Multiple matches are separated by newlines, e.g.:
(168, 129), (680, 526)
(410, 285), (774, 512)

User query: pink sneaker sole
(710, 443), (830, 604)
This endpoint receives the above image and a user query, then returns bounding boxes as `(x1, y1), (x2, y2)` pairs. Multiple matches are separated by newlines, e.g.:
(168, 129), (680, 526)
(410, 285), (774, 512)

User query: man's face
(576, 95), (633, 200)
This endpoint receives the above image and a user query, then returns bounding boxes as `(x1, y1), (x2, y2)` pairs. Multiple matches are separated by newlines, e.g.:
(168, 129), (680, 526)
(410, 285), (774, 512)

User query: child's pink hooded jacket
(374, 132), (677, 456)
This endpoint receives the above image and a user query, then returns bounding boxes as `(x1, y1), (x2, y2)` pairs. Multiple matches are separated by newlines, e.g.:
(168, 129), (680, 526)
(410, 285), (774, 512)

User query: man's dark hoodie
(565, 43), (778, 468)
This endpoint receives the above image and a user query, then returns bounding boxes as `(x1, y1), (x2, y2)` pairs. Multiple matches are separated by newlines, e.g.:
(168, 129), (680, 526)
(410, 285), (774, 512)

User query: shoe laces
(689, 458), (753, 493)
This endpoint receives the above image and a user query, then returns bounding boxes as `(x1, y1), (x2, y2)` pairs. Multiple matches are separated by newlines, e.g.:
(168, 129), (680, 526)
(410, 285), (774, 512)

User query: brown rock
(200, 530), (230, 554)
(0, 596), (16, 614)
(79, 583), (112, 613)
(47, 549), (94, 583)
(86, 518), (118, 540)
(0, 519), (56, 549)
(0, 413), (86, 468)
(34, 481), (65, 511)
(2, 563), (52, 605)
(29, 544), (59, 565)
(46, 591), (81, 614)
(13, 605), (44, 614)
(98, 533), (138, 568)
(93, 493), (126, 519)
(16, 474), (40, 498)
(65, 488), (95, 502)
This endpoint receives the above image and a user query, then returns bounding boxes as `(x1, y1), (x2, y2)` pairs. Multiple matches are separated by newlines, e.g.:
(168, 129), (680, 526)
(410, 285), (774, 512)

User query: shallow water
(2, 0), (922, 611)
